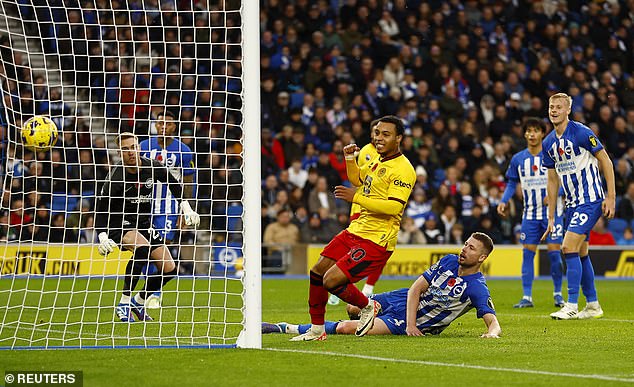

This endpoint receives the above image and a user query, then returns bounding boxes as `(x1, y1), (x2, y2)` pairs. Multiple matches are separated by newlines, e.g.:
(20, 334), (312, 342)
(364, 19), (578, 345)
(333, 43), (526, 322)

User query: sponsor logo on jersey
(556, 160), (576, 174)
(394, 179), (412, 189)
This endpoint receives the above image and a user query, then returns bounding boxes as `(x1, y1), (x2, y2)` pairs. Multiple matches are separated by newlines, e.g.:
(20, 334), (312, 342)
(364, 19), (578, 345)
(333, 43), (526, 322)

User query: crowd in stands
(260, 0), (634, 248)
(2, 0), (634, 253)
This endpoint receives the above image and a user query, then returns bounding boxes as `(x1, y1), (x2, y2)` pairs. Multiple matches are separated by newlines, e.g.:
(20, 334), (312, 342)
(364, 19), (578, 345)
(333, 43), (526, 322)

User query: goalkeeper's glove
(180, 201), (200, 227)
(97, 232), (117, 256)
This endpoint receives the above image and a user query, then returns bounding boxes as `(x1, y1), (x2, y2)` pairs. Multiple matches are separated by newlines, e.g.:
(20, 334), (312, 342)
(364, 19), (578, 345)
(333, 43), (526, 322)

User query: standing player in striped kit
(140, 110), (196, 308)
(497, 118), (564, 308)
(542, 93), (616, 320)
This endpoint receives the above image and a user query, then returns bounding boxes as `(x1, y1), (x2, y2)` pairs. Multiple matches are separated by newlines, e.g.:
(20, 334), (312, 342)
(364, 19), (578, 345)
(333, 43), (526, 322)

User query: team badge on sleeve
(589, 135), (598, 147)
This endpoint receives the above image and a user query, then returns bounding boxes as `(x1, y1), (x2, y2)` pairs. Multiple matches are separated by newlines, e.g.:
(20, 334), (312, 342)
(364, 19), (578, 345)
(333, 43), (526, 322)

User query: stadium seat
(51, 195), (68, 213)
(607, 218), (628, 237)
(226, 204), (244, 232)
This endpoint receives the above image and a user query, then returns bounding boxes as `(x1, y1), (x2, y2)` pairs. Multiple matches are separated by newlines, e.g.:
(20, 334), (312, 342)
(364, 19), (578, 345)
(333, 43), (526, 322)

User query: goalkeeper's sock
(119, 294), (131, 304)
(521, 248), (535, 298)
(331, 283), (369, 309)
(308, 271), (328, 325)
(580, 255), (598, 303)
(140, 268), (177, 300)
(361, 283), (374, 297)
(564, 252), (582, 304)
(122, 246), (151, 296)
(548, 250), (563, 293)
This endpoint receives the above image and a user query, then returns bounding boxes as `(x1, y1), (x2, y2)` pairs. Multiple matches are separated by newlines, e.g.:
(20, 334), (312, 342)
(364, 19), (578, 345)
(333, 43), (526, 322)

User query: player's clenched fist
(343, 144), (360, 159)
(97, 232), (117, 256)
(180, 201), (200, 227)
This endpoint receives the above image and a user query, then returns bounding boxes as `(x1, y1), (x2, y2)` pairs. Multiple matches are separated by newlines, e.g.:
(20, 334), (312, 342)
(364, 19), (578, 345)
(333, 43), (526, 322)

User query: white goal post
(0, 0), (261, 349)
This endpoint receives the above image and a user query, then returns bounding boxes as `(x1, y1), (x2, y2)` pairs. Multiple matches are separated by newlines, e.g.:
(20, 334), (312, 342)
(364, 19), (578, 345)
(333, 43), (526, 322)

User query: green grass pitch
(1, 278), (633, 386)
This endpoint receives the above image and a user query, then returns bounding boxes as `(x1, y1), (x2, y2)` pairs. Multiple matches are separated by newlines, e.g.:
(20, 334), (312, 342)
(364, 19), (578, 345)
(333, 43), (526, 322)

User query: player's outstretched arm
(481, 313), (501, 338)
(596, 149), (616, 219)
(405, 276), (430, 336)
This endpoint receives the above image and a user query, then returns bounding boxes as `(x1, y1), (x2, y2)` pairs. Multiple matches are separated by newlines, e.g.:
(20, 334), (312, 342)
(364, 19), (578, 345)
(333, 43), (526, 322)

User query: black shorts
(108, 227), (165, 252)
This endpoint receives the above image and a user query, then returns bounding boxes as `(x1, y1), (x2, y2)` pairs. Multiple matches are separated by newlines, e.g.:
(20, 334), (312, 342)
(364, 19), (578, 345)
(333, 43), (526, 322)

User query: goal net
(0, 0), (261, 349)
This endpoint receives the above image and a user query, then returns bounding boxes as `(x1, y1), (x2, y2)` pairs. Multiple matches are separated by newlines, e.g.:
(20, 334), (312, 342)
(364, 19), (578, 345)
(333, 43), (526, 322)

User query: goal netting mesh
(0, 0), (260, 349)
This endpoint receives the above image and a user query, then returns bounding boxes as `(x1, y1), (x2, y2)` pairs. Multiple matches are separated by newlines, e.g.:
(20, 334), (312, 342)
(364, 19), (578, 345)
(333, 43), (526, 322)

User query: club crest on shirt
(589, 135), (598, 147)
(145, 178), (153, 188)
(377, 167), (386, 177)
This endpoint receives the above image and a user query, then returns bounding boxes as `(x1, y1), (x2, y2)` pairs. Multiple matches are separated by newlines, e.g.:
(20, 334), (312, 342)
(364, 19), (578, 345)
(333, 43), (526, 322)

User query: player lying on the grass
(95, 132), (200, 322)
(140, 110), (196, 309)
(264, 232), (501, 338)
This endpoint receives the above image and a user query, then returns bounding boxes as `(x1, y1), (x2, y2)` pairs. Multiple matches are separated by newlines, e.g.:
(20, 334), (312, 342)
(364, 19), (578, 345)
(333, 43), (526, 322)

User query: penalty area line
(264, 348), (634, 383)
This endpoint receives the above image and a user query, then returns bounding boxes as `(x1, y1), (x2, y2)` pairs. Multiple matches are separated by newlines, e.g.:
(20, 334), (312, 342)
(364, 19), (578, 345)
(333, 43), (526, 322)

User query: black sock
(140, 268), (177, 300)
(122, 246), (151, 296)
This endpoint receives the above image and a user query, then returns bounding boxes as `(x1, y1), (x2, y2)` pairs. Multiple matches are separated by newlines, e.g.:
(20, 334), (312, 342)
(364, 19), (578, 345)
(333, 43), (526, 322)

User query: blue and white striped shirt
(416, 254), (495, 334)
(139, 138), (195, 216)
(541, 121), (605, 208)
(504, 149), (548, 220)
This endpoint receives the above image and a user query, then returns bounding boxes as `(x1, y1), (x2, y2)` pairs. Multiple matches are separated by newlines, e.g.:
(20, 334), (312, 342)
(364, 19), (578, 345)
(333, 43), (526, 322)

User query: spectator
(307, 176), (336, 214)
(301, 212), (336, 244)
(617, 181), (634, 222)
(288, 160), (308, 190)
(422, 214), (444, 244)
(589, 217), (616, 246)
(397, 216), (426, 245)
(617, 227), (634, 246)
(263, 209), (300, 268)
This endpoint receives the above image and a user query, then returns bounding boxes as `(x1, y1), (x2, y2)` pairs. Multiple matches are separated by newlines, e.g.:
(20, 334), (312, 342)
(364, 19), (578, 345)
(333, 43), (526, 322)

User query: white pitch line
(265, 348), (634, 383)
(503, 313), (634, 323)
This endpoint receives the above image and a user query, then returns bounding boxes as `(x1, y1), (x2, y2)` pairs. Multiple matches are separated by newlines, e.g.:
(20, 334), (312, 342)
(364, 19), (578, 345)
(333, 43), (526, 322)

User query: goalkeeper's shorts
(109, 227), (165, 251)
(321, 230), (392, 283)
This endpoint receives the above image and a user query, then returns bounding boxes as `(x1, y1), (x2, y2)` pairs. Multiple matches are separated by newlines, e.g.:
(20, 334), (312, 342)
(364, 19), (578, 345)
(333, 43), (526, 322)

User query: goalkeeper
(95, 132), (200, 322)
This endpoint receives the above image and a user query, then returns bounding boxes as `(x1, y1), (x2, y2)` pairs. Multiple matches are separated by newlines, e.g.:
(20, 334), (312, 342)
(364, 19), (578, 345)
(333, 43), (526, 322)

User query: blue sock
(298, 321), (339, 334)
(521, 248), (535, 298)
(564, 252), (581, 304)
(580, 255), (598, 302)
(298, 324), (311, 334)
(548, 250), (563, 293)
(325, 321), (339, 334)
